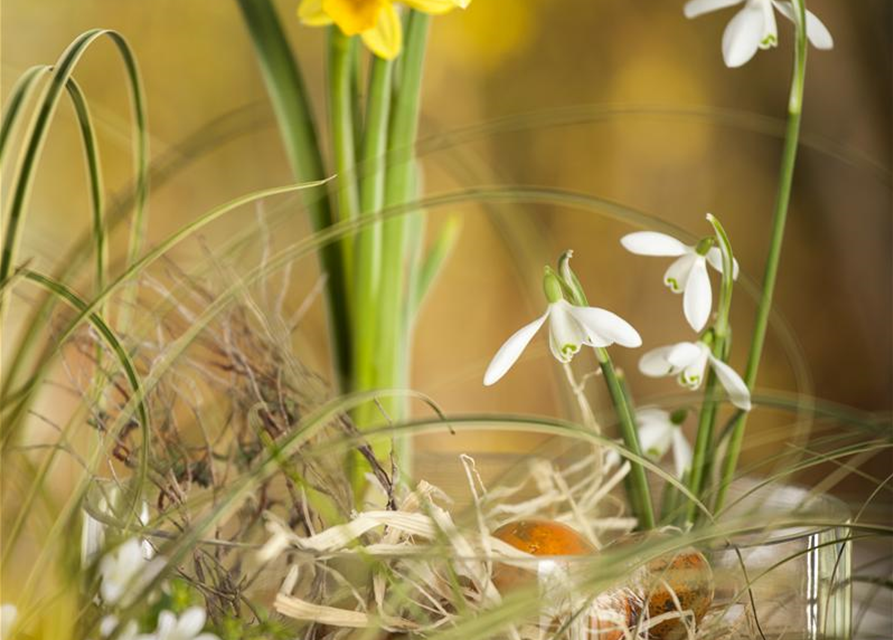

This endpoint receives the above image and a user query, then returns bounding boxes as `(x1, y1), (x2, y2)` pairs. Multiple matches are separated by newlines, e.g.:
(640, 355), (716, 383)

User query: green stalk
(557, 255), (654, 529)
(328, 28), (361, 291)
(376, 11), (431, 469)
(234, 0), (351, 391)
(714, 0), (809, 514)
(686, 217), (736, 524)
(350, 56), (394, 485)
(596, 348), (656, 529)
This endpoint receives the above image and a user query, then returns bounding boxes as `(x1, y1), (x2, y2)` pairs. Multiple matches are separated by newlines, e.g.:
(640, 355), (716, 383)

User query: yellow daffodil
(298, 0), (471, 60)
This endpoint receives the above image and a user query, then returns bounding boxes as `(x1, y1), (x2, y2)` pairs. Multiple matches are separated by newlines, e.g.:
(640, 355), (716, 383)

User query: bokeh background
(2, 0), (891, 594)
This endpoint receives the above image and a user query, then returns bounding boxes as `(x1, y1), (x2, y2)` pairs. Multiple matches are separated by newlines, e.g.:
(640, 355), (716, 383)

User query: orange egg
(492, 520), (634, 640)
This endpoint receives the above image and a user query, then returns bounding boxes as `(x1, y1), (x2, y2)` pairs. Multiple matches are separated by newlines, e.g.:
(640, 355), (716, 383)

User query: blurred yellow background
(2, 0), (890, 494)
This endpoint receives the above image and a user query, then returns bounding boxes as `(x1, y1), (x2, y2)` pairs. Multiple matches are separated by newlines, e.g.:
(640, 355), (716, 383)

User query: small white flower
(99, 538), (165, 606)
(82, 491), (154, 568)
(639, 341), (752, 411)
(621, 230), (738, 333)
(141, 608), (219, 640)
(637, 408), (693, 477)
(684, 0), (833, 68)
(101, 615), (139, 640)
(483, 298), (642, 386)
(1, 604), (17, 640)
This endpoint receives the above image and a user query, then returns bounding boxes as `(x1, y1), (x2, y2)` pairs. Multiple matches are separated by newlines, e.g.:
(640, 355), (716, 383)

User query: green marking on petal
(666, 277), (680, 292)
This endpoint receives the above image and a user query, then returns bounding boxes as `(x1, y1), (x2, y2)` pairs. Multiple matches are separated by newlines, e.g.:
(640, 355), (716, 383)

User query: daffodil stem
(329, 28), (360, 291)
(595, 348), (656, 530)
(375, 11), (431, 475)
(686, 216), (736, 525)
(353, 55), (393, 408)
(349, 55), (394, 491)
(714, 0), (809, 515)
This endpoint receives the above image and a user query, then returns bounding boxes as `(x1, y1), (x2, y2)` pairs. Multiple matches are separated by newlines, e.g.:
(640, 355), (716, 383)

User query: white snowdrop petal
(804, 10), (834, 49)
(680, 347), (710, 390)
(548, 302), (586, 363)
(639, 346), (677, 377)
(176, 607), (207, 638)
(663, 254), (696, 293)
(722, 3), (765, 67)
(772, 2), (834, 49)
(705, 247), (740, 279)
(483, 310), (549, 386)
(637, 421), (672, 459)
(568, 305), (642, 348)
(708, 355), (753, 411)
(1, 605), (18, 640)
(672, 429), (694, 477)
(666, 341), (704, 369)
(684, 0), (742, 19)
(683, 258), (713, 332)
(620, 231), (688, 257)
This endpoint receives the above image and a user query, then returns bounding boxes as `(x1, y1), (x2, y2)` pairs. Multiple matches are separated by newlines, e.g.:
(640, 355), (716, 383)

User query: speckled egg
(610, 532), (715, 640)
(641, 547), (714, 640)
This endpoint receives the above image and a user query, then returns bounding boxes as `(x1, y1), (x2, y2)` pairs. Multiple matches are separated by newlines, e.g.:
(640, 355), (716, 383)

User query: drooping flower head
(299, 0), (471, 60)
(484, 263), (642, 386)
(684, 0), (833, 68)
(621, 229), (738, 333)
(639, 340), (752, 411)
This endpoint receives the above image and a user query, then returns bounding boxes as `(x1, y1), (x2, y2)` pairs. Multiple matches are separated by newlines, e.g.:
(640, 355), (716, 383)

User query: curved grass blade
(1, 269), (151, 565)
(0, 30), (147, 317)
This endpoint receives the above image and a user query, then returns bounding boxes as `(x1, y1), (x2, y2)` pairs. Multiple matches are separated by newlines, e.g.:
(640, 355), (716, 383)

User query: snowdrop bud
(542, 270), (564, 304)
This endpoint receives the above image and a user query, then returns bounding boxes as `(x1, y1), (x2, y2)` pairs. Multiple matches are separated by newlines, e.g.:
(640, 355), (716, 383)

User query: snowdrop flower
(621, 231), (738, 332)
(82, 490), (154, 568)
(639, 341), (752, 411)
(483, 271), (641, 386)
(637, 408), (693, 477)
(140, 608), (219, 640)
(100, 615), (139, 640)
(1, 604), (17, 640)
(684, 0), (833, 68)
(99, 538), (165, 606)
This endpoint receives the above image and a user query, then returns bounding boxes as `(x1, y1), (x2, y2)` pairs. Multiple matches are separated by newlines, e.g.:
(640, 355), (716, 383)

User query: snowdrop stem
(595, 347), (656, 530)
(714, 0), (809, 515)
(685, 367), (720, 525)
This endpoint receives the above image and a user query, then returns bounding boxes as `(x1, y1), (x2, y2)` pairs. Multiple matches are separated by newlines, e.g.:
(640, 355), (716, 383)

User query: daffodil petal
(683, 258), (712, 332)
(639, 346), (677, 377)
(361, 3), (402, 60)
(663, 254), (697, 293)
(620, 231), (689, 257)
(324, 0), (383, 33)
(672, 429), (693, 477)
(772, 1), (833, 49)
(176, 607), (207, 638)
(722, 3), (765, 67)
(548, 301), (586, 363)
(568, 305), (642, 348)
(298, 0), (334, 25)
(405, 0), (459, 15)
(708, 354), (752, 410)
(483, 310), (549, 386)
(683, 0), (742, 19)
(705, 246), (740, 279)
